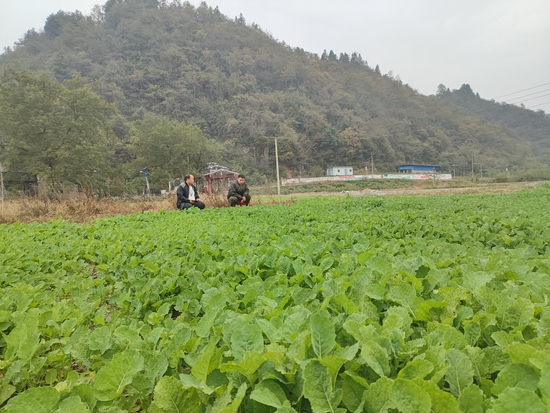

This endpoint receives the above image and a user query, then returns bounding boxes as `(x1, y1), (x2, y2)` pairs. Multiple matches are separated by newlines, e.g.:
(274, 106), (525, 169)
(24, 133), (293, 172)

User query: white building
(327, 166), (353, 176)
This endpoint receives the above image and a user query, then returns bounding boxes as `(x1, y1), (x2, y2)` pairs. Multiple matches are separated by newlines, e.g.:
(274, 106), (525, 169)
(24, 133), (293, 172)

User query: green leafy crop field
(2, 186), (550, 412)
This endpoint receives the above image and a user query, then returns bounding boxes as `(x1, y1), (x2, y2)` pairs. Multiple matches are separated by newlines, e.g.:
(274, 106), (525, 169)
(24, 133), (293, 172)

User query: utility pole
(473, 163), (482, 179)
(274, 138), (281, 196)
(452, 164), (456, 178)
(371, 153), (374, 178)
(0, 163), (4, 213)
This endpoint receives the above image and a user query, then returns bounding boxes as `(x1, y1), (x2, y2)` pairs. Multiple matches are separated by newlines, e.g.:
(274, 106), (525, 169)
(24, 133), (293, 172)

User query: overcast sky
(1, 0), (549, 112)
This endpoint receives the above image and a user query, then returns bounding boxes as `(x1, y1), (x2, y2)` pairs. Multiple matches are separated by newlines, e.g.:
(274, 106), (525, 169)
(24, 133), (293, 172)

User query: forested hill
(437, 84), (550, 162)
(0, 0), (548, 191)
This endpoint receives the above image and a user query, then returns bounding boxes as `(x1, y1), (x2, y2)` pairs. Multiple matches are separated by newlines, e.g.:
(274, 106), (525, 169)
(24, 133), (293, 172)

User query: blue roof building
(397, 164), (441, 173)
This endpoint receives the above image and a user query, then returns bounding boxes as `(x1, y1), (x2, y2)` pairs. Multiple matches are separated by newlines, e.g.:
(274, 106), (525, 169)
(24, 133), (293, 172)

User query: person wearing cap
(177, 174), (205, 210)
(227, 174), (251, 206)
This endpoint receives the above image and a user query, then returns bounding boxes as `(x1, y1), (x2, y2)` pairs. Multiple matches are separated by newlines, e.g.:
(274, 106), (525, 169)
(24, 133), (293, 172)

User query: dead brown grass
(0, 194), (176, 224)
(0, 191), (296, 224)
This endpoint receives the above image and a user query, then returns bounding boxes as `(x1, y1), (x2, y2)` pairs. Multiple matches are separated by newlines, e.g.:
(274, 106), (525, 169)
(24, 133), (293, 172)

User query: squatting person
(227, 174), (251, 206)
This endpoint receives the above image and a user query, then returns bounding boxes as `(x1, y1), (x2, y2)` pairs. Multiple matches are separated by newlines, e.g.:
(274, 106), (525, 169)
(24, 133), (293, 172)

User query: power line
(505, 88), (550, 103)
(506, 92), (550, 104)
(492, 82), (550, 100)
(527, 101), (550, 109)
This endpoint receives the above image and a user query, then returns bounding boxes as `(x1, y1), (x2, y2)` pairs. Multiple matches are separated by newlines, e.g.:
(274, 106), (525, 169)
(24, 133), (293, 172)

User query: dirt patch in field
(284, 181), (542, 198)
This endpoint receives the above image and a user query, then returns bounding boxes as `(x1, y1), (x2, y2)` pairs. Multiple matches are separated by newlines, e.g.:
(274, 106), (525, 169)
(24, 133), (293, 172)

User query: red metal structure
(201, 163), (239, 195)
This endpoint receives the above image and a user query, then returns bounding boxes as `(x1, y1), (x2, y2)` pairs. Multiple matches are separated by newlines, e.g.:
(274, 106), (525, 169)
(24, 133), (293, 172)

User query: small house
(327, 166), (354, 176)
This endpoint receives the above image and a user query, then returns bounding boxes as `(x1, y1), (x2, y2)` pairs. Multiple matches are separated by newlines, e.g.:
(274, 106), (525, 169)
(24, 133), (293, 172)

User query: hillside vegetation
(0, 0), (548, 194)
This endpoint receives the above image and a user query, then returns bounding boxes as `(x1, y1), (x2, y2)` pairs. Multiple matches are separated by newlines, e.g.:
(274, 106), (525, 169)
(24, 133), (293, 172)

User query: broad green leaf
(230, 323), (264, 362)
(503, 342), (538, 366)
(464, 321), (481, 346)
(179, 374), (215, 395)
(389, 379), (431, 413)
(303, 361), (345, 413)
(4, 387), (59, 413)
(262, 344), (287, 374)
(341, 374), (367, 412)
(114, 325), (147, 350)
(210, 384), (234, 413)
(366, 257), (392, 275)
(195, 307), (222, 338)
(0, 384), (16, 406)
(93, 349), (144, 401)
(88, 325), (113, 354)
(191, 340), (221, 383)
(256, 318), (282, 343)
(286, 330), (310, 363)
(220, 351), (264, 383)
(361, 341), (390, 378)
(55, 395), (90, 413)
(491, 331), (515, 349)
(427, 325), (467, 350)
(364, 377), (393, 413)
(492, 363), (539, 395)
(310, 312), (336, 359)
(416, 300), (447, 322)
(457, 384), (484, 413)
(319, 257), (334, 272)
(342, 370), (370, 390)
(527, 349), (550, 370)
(464, 345), (489, 381)
(70, 384), (96, 413)
(216, 382), (247, 413)
(149, 376), (202, 413)
(397, 359), (434, 380)
(332, 293), (359, 314)
(282, 308), (310, 340)
(4, 308), (40, 361)
(364, 284), (385, 300)
(537, 360), (550, 401)
(387, 283), (417, 317)
(416, 379), (460, 413)
(445, 348), (473, 397)
(483, 346), (510, 374)
(492, 387), (546, 413)
(250, 380), (288, 408)
(461, 271), (494, 291)
(505, 298), (535, 329)
(131, 354), (169, 396)
(142, 353), (169, 384)
(321, 344), (359, 382)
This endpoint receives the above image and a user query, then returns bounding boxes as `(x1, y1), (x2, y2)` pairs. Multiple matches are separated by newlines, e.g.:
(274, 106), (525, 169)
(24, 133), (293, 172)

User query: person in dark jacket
(227, 174), (251, 206)
(177, 174), (205, 210)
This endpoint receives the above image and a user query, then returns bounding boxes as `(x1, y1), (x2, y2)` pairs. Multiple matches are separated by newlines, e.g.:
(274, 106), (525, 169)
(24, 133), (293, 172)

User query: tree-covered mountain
(437, 84), (550, 164)
(0, 0), (548, 193)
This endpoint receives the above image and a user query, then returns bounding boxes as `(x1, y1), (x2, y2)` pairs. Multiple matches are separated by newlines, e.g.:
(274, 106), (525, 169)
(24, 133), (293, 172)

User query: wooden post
(275, 138), (281, 196)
